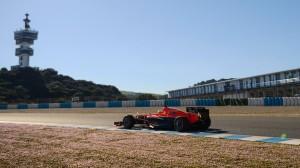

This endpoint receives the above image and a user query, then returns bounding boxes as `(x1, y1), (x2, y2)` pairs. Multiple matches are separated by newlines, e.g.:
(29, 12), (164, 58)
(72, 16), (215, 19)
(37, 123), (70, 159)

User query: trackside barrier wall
(0, 99), (220, 110)
(180, 99), (196, 106)
(296, 97), (300, 106)
(3, 98), (300, 110)
(49, 103), (60, 108)
(108, 101), (122, 107)
(150, 100), (165, 107)
(28, 104), (38, 109)
(264, 97), (283, 106)
(96, 101), (108, 108)
(60, 102), (71, 108)
(83, 101), (96, 108)
(196, 99), (216, 106)
(248, 98), (253, 106)
(135, 100), (150, 107)
(0, 103), (7, 110)
(17, 103), (28, 109)
(292, 97), (300, 106)
(255, 98), (264, 106)
(248, 98), (264, 106)
(165, 99), (181, 107)
(216, 99), (248, 106)
(71, 102), (83, 108)
(248, 97), (300, 106)
(38, 103), (49, 109)
(283, 97), (288, 106)
(283, 97), (300, 106)
(211, 99), (217, 106)
(7, 104), (17, 109)
(122, 101), (135, 107)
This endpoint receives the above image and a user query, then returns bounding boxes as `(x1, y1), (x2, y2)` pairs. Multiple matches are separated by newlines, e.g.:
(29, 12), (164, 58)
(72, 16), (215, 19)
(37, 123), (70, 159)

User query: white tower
(13, 14), (38, 68)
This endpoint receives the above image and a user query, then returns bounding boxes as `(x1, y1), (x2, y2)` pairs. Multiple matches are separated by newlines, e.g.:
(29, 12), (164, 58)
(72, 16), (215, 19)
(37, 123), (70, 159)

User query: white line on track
(278, 139), (300, 145)
(204, 133), (235, 138)
(239, 136), (271, 142)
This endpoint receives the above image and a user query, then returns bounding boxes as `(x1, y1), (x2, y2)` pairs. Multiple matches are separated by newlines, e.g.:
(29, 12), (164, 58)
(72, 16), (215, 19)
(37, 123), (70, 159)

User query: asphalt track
(0, 110), (299, 138)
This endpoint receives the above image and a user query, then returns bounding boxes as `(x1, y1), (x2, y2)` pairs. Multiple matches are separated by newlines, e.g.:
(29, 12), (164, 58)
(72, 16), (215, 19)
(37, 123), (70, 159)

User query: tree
(40, 68), (58, 82)
(0, 67), (125, 103)
(47, 81), (67, 97)
(13, 67), (49, 98)
(137, 94), (157, 100)
(0, 68), (8, 72)
(15, 85), (29, 99)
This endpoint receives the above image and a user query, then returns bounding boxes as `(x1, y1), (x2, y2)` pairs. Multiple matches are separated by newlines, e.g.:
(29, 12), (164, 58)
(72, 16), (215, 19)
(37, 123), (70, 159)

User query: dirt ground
(0, 123), (299, 168)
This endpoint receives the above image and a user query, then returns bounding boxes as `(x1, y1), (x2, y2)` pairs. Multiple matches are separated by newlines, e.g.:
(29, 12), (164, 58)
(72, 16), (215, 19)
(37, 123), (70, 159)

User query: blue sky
(0, 0), (300, 94)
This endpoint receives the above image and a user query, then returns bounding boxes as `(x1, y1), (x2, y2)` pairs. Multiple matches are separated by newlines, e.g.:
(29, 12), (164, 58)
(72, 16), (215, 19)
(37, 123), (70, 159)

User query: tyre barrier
(27, 103), (38, 109)
(135, 100), (150, 107)
(216, 99), (248, 106)
(60, 102), (71, 108)
(38, 103), (49, 109)
(49, 103), (60, 108)
(283, 97), (300, 106)
(1, 97), (300, 110)
(263, 97), (283, 106)
(0, 99), (217, 110)
(72, 102), (83, 108)
(108, 101), (122, 107)
(83, 101), (96, 108)
(122, 100), (135, 107)
(164, 99), (181, 107)
(180, 99), (196, 106)
(196, 99), (216, 106)
(0, 103), (7, 109)
(17, 103), (28, 109)
(248, 97), (300, 106)
(150, 100), (165, 107)
(96, 101), (108, 108)
(248, 98), (264, 106)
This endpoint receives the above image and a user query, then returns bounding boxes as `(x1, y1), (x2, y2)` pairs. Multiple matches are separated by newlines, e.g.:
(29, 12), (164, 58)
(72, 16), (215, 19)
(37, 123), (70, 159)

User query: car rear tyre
(123, 115), (135, 129)
(174, 117), (189, 132)
(198, 118), (211, 130)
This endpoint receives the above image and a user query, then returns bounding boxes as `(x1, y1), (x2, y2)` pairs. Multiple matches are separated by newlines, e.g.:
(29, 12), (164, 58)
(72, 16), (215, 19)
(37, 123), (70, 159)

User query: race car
(114, 106), (211, 132)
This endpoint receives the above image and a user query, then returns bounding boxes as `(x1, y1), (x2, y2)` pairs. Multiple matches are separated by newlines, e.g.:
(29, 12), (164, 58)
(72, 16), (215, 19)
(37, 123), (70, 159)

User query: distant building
(11, 13), (38, 70)
(168, 68), (300, 99)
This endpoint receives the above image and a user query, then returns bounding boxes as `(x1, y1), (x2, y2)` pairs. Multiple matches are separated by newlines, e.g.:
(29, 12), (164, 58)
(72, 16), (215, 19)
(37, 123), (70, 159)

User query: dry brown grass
(0, 123), (299, 168)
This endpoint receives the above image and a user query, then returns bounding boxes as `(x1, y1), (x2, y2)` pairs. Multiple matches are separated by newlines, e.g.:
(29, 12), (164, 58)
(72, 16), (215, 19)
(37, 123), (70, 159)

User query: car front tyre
(123, 115), (135, 129)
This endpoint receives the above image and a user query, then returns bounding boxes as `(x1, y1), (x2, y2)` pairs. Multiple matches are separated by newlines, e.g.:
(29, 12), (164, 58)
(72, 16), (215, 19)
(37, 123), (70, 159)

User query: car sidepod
(147, 117), (175, 130)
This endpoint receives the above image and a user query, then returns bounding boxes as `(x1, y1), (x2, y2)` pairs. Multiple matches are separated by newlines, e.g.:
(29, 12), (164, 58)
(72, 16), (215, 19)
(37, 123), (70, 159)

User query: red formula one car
(114, 106), (211, 132)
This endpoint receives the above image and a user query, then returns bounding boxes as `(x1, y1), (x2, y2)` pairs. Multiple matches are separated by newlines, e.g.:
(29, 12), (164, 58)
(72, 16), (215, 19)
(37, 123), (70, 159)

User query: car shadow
(121, 126), (228, 134)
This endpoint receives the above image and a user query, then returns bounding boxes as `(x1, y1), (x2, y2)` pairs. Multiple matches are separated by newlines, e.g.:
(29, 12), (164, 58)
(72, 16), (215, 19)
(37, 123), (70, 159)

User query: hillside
(0, 67), (125, 103)
(121, 91), (166, 100)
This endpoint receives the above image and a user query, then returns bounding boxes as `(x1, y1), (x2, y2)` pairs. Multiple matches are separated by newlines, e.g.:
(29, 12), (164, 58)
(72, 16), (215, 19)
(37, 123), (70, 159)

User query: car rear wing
(186, 106), (209, 113)
(186, 106), (210, 119)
